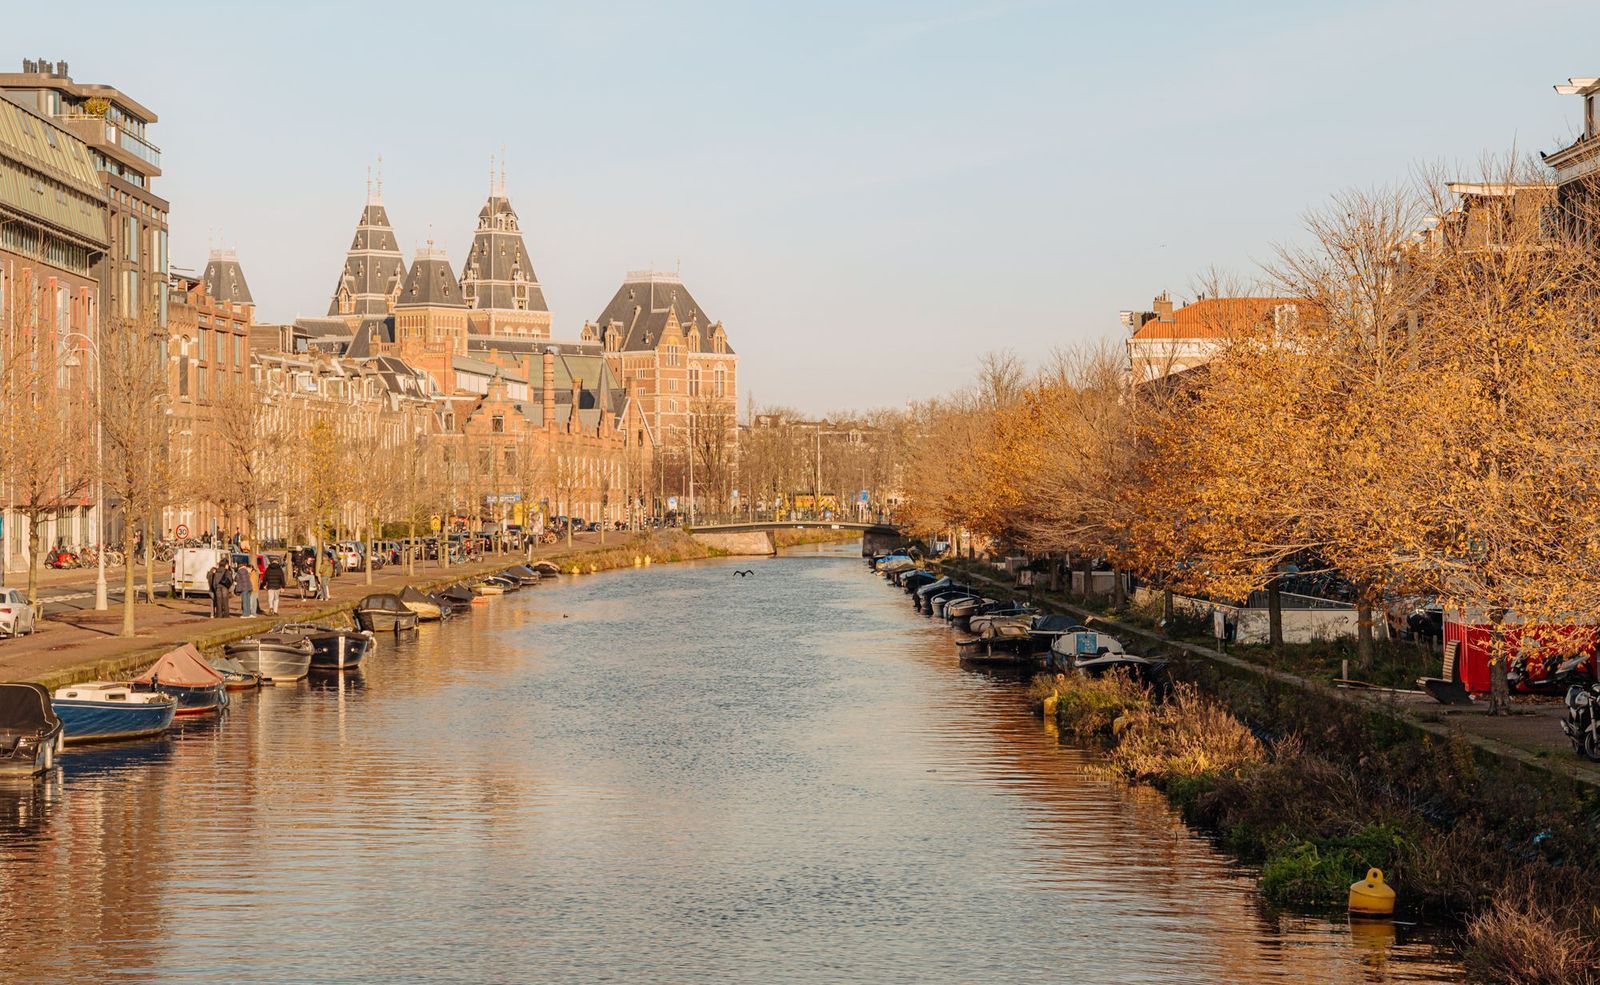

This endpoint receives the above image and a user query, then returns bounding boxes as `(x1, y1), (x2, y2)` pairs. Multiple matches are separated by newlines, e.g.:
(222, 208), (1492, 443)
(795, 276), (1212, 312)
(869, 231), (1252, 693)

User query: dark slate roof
(460, 194), (548, 313)
(395, 250), (466, 309)
(345, 315), (396, 358)
(327, 200), (406, 317)
(591, 272), (733, 354)
(202, 250), (253, 305)
(464, 336), (601, 358)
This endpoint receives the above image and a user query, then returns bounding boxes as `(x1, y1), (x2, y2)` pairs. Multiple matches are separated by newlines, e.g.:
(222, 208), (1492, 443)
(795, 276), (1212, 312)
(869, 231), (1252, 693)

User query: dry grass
(1467, 891), (1600, 985)
(1106, 682), (1264, 783)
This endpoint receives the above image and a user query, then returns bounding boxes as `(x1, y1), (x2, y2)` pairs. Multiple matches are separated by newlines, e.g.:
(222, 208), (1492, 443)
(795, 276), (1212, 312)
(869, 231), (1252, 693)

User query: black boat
(901, 570), (939, 595)
(914, 577), (959, 613)
(0, 682), (63, 777)
(503, 565), (542, 586)
(275, 623), (375, 670)
(436, 584), (477, 613)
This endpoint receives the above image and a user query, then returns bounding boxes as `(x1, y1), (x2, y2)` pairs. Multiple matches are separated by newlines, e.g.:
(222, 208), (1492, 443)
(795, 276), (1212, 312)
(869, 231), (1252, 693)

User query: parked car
(335, 543), (366, 571)
(0, 588), (36, 637)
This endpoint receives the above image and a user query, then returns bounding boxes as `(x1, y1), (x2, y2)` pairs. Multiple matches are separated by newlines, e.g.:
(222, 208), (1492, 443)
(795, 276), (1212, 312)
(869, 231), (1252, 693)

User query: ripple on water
(0, 554), (1463, 984)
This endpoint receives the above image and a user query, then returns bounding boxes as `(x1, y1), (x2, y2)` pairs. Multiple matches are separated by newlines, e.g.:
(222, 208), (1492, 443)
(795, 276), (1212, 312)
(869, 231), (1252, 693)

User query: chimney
(568, 378), (583, 434)
(542, 347), (556, 431)
(1153, 292), (1175, 323)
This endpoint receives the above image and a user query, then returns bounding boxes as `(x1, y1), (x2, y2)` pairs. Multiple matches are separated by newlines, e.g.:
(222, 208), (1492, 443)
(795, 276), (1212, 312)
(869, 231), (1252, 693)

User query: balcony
(107, 122), (160, 168)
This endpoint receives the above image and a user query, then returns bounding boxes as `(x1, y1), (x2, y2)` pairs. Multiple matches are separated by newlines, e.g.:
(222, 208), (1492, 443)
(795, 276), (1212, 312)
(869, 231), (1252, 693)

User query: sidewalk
(0, 532), (620, 691)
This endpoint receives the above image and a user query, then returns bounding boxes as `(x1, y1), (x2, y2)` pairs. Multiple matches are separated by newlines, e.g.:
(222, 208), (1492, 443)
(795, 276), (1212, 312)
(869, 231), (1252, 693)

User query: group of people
(205, 555), (289, 619)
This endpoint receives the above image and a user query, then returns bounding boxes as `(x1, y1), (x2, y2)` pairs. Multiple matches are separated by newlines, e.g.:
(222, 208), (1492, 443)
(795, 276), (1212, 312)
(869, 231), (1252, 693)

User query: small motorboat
(274, 623), (374, 670)
(0, 682), (64, 775)
(436, 584), (477, 613)
(932, 590), (979, 620)
(900, 570), (938, 594)
(225, 632), (315, 683)
(397, 586), (444, 621)
(914, 578), (957, 612)
(945, 596), (998, 632)
(1048, 630), (1168, 682)
(208, 657), (262, 690)
(51, 683), (175, 744)
(481, 575), (520, 593)
(503, 565), (542, 586)
(355, 593), (420, 633)
(473, 580), (505, 596)
(530, 560), (561, 576)
(957, 616), (1036, 660)
(132, 645), (229, 717)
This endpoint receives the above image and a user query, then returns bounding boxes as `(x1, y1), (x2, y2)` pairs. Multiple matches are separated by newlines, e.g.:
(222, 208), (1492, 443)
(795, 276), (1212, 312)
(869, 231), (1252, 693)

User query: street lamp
(60, 333), (107, 611)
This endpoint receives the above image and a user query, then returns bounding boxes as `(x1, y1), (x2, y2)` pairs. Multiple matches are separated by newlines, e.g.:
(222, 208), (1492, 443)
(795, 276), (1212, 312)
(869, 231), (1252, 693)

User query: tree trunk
(365, 522), (374, 586)
(1267, 576), (1284, 651)
(144, 511), (156, 606)
(121, 520), (136, 637)
(1487, 611), (1511, 715)
(408, 516), (416, 576)
(1111, 566), (1127, 609)
(1356, 602), (1375, 669)
(1162, 588), (1175, 627)
(1078, 557), (1093, 602)
(25, 512), (40, 608)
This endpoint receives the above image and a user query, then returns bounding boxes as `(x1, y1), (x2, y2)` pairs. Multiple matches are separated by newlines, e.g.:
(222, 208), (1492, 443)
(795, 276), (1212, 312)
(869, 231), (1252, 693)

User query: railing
(107, 122), (161, 168)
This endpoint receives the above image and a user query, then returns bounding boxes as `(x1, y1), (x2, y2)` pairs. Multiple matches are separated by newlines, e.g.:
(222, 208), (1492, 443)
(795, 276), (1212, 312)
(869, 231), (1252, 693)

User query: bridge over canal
(686, 520), (906, 556)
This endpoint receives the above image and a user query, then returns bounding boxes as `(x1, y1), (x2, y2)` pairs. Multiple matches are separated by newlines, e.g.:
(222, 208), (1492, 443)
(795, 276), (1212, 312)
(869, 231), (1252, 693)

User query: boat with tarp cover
(0, 682), (63, 775)
(436, 584), (477, 613)
(51, 683), (175, 744)
(132, 644), (229, 717)
(397, 586), (443, 621)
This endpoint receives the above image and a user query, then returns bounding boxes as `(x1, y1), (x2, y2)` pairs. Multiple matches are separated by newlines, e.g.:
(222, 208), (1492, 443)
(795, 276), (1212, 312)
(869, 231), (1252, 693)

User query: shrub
(1107, 682), (1264, 784)
(1030, 672), (1149, 739)
(1466, 890), (1600, 985)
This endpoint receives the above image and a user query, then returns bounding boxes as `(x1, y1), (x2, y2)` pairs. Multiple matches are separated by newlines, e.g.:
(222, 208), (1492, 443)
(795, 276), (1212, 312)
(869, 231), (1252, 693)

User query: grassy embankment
(1031, 662), (1600, 983)
(921, 558), (1600, 980)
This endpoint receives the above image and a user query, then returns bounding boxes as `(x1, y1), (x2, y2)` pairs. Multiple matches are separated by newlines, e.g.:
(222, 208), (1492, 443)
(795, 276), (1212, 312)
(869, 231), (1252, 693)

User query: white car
(0, 588), (36, 637)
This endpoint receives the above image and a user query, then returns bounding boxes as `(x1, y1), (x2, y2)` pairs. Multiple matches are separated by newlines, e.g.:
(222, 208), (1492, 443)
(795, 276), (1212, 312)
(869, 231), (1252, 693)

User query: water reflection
(0, 550), (1463, 983)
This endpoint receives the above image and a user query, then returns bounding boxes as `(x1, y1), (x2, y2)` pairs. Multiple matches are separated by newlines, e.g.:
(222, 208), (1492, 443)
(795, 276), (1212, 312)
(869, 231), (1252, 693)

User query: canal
(0, 543), (1463, 983)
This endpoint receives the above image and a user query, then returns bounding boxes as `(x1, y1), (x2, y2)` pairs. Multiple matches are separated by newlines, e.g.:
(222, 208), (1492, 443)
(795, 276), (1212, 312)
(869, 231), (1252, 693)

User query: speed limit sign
(175, 523), (190, 538)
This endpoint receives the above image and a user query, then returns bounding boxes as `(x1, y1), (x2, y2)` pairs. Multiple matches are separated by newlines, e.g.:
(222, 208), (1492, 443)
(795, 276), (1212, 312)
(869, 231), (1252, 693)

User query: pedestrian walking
(206, 563), (222, 618)
(263, 557), (286, 615)
(235, 559), (255, 617)
(316, 554), (332, 601)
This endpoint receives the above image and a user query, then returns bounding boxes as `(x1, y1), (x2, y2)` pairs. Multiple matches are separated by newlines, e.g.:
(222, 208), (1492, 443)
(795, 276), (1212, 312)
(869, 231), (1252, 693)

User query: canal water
(0, 544), (1463, 983)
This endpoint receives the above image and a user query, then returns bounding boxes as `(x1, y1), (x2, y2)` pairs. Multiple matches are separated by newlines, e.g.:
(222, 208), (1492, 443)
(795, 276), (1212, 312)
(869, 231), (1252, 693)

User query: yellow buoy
(644, 555), (652, 566)
(634, 556), (642, 567)
(588, 564), (597, 574)
(1042, 694), (1058, 718)
(1349, 868), (1395, 916)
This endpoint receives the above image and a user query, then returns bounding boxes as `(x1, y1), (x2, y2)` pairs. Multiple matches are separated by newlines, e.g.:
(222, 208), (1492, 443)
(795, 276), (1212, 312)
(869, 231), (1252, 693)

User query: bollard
(634, 556), (642, 567)
(1349, 868), (1395, 916)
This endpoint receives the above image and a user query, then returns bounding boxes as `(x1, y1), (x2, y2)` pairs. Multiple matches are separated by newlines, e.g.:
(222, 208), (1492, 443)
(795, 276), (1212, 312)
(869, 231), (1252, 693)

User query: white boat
(224, 632), (314, 683)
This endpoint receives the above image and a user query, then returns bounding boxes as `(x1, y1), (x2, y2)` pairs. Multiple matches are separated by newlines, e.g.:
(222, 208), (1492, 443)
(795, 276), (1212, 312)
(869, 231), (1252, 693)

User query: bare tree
(98, 315), (170, 635)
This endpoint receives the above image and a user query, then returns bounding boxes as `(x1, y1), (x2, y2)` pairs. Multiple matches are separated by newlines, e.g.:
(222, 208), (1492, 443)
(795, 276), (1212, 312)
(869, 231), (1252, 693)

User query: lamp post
(60, 333), (107, 611)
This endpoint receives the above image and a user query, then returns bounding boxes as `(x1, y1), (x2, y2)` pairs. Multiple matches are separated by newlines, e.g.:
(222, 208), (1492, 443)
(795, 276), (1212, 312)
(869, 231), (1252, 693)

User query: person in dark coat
(262, 557), (287, 615)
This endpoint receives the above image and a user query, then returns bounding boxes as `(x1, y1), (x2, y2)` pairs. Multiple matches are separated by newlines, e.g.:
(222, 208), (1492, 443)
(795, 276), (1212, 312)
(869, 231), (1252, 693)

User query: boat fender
(1349, 868), (1395, 916)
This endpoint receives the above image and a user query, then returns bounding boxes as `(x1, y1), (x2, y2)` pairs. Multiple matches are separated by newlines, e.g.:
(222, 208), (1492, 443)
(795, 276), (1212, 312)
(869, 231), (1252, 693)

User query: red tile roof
(1129, 297), (1300, 341)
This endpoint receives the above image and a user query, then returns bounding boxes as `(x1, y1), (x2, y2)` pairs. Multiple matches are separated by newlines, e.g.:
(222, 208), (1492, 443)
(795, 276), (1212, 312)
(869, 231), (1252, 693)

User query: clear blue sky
(7, 0), (1595, 413)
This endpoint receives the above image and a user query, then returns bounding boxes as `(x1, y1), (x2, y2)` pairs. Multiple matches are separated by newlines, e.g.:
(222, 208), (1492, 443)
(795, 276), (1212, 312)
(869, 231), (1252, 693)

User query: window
(491, 415), (504, 433)
(178, 356), (189, 397)
(198, 328), (209, 362)
(234, 335), (243, 367)
(688, 367), (700, 397)
(667, 378), (677, 393)
(124, 215), (138, 262)
(714, 367), (726, 398)
(216, 331), (225, 364)
(504, 449), (516, 473)
(196, 365), (206, 400)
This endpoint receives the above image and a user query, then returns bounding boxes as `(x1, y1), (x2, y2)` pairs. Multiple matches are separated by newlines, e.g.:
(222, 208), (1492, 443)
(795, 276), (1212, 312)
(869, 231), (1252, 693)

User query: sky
(6, 0), (1596, 414)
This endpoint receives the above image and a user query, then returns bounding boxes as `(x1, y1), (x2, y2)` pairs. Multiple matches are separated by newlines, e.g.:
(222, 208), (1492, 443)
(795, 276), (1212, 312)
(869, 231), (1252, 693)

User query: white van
(170, 548), (247, 598)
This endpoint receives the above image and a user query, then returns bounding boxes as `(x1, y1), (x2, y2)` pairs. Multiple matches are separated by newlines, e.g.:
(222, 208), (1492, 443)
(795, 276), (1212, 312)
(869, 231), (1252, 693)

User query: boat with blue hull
(131, 644), (229, 717)
(51, 684), (176, 744)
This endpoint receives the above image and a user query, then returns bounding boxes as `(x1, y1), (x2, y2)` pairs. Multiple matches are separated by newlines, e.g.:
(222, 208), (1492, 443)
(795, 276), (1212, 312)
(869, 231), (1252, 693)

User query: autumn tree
(0, 293), (92, 604)
(98, 315), (170, 635)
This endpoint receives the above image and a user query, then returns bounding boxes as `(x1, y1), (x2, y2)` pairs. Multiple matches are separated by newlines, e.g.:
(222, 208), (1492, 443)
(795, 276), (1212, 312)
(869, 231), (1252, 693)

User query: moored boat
(132, 645), (229, 717)
(0, 682), (63, 775)
(436, 584), (477, 613)
(224, 632), (315, 683)
(397, 586), (444, 621)
(209, 657), (263, 690)
(275, 623), (375, 670)
(51, 683), (175, 744)
(503, 565), (542, 585)
(530, 560), (561, 576)
(472, 580), (505, 596)
(481, 574), (520, 593)
(355, 593), (420, 633)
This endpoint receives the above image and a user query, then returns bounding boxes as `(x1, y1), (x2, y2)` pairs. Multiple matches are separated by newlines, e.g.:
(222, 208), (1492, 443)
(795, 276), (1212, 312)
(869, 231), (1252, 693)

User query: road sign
(859, 489), (870, 503)
(667, 496), (678, 510)
(175, 523), (189, 538)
